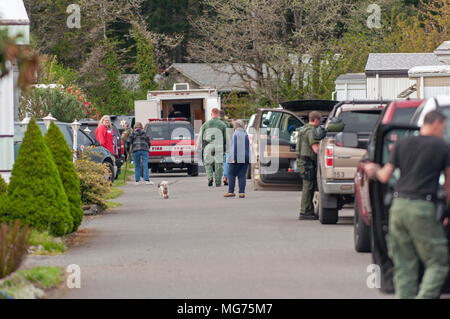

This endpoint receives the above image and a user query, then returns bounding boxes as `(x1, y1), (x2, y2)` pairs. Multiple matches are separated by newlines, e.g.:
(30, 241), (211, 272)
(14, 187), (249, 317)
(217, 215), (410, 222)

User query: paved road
(23, 172), (390, 298)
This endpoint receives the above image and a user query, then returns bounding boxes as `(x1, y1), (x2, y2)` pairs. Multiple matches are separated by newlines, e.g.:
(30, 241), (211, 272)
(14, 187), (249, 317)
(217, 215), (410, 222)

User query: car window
(76, 130), (93, 150)
(338, 111), (380, 133)
(14, 124), (27, 142)
(260, 111), (284, 139)
(146, 124), (170, 140)
(279, 113), (303, 143)
(391, 107), (417, 124)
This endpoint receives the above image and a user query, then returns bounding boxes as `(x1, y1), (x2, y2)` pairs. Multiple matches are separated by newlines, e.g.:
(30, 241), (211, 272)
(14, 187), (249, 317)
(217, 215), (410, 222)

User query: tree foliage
(133, 27), (158, 95)
(44, 122), (83, 233)
(19, 87), (86, 122)
(2, 118), (73, 237)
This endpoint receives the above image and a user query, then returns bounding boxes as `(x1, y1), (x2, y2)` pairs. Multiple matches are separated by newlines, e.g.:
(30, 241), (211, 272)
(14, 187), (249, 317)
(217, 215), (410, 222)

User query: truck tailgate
(332, 146), (367, 179)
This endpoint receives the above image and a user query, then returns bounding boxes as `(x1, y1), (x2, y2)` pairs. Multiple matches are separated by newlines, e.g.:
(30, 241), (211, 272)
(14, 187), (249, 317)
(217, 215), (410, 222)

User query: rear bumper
(322, 180), (355, 194)
(148, 156), (198, 166)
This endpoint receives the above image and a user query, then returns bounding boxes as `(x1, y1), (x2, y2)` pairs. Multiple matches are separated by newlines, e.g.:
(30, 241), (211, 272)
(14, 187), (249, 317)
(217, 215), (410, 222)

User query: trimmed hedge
(44, 122), (83, 232)
(3, 118), (73, 236)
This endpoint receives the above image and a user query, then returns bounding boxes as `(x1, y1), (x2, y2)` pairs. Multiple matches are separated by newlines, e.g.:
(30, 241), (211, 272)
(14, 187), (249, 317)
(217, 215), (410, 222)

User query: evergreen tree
(0, 175), (7, 220)
(0, 175), (7, 195)
(4, 118), (73, 236)
(134, 27), (158, 95)
(44, 122), (83, 233)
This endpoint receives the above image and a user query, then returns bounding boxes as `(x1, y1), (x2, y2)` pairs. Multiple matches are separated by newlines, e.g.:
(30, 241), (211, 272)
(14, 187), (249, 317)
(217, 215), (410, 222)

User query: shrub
(4, 118), (73, 236)
(0, 175), (7, 195)
(19, 87), (86, 123)
(0, 220), (32, 279)
(44, 122), (83, 233)
(74, 152), (111, 210)
(0, 176), (6, 219)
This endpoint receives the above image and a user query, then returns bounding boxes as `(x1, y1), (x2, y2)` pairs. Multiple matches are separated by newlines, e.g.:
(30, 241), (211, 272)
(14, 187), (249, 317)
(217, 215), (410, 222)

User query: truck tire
(318, 193), (339, 224)
(354, 198), (371, 253)
(105, 161), (114, 184)
(317, 169), (338, 224)
(187, 164), (199, 176)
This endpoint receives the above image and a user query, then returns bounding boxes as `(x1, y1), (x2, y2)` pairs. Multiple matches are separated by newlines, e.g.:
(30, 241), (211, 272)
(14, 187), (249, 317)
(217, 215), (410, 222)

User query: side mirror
(335, 132), (358, 148)
(327, 117), (345, 132)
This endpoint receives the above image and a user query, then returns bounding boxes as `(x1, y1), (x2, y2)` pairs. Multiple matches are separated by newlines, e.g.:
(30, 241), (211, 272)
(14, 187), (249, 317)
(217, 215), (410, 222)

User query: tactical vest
(296, 125), (316, 159)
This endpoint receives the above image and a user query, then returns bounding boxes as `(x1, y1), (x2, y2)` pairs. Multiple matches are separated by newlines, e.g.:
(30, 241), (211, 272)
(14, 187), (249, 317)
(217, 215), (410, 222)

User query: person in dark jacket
(129, 122), (153, 185)
(224, 119), (250, 198)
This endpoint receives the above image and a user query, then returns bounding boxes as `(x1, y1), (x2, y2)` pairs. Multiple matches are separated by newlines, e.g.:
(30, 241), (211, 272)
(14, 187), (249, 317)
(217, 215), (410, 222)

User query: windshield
(146, 122), (194, 140)
(338, 111), (381, 133)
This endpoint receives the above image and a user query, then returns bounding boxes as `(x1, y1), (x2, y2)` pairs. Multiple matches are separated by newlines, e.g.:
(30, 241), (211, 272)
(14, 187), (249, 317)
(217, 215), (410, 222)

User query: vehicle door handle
(337, 155), (351, 159)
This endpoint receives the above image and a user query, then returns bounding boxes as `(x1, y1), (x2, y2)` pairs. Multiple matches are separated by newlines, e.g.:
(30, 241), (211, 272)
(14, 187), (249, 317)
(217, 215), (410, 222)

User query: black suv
(78, 119), (124, 178)
(14, 121), (118, 181)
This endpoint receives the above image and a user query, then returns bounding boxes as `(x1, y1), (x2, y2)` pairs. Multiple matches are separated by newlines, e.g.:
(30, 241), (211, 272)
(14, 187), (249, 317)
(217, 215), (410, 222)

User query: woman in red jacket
(95, 115), (115, 155)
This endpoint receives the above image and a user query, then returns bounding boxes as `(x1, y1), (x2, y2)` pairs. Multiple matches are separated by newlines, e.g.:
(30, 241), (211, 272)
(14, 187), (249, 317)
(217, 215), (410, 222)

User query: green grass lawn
(28, 230), (66, 255)
(0, 266), (63, 299)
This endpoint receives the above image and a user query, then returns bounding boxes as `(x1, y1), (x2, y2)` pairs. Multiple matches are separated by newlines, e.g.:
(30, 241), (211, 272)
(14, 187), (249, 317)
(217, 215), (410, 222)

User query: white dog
(157, 181), (169, 199)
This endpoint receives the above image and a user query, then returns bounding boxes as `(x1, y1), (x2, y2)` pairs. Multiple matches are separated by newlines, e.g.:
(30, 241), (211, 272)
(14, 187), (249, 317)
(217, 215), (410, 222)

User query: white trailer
(135, 83), (220, 133)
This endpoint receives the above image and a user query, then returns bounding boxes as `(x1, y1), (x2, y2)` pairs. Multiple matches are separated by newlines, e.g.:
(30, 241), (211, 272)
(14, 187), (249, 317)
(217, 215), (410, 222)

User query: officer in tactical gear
(365, 110), (450, 299)
(296, 111), (322, 220)
(198, 108), (227, 187)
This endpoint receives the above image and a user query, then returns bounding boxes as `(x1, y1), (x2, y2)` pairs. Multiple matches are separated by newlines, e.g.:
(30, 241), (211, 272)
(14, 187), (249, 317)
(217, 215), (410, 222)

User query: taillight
(325, 146), (333, 168)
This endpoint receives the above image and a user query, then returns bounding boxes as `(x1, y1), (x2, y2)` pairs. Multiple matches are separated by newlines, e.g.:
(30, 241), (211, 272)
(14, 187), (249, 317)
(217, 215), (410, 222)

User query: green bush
(74, 152), (111, 210)
(4, 118), (73, 236)
(0, 220), (32, 279)
(0, 176), (7, 216)
(19, 87), (86, 123)
(0, 175), (7, 195)
(44, 122), (83, 232)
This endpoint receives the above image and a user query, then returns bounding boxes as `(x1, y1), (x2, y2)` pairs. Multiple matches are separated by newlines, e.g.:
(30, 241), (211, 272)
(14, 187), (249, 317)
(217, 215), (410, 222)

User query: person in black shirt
(365, 110), (450, 299)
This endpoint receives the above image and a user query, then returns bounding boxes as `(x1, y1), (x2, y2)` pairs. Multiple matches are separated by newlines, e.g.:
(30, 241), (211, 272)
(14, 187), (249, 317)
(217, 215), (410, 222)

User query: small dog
(157, 181), (169, 199)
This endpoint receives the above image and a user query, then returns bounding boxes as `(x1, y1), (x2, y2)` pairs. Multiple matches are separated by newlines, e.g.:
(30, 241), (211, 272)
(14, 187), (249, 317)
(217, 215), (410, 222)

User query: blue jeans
(228, 163), (249, 194)
(133, 150), (149, 182)
(223, 154), (229, 179)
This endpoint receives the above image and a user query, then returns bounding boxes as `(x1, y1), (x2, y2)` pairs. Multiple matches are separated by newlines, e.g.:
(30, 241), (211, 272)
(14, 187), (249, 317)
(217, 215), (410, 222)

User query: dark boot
(208, 180), (213, 187)
(299, 213), (318, 220)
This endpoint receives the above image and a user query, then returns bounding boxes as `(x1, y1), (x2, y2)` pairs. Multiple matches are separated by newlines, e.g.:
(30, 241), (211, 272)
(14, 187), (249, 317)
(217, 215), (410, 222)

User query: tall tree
(189, 0), (358, 104)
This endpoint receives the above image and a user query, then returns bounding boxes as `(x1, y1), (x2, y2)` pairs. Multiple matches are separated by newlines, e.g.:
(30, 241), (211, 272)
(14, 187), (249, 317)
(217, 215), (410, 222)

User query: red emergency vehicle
(145, 118), (199, 176)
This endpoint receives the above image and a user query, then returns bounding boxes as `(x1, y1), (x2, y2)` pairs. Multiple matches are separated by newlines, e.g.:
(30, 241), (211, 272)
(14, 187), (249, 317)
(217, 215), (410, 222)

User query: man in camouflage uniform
(198, 108), (227, 187)
(296, 111), (322, 220)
